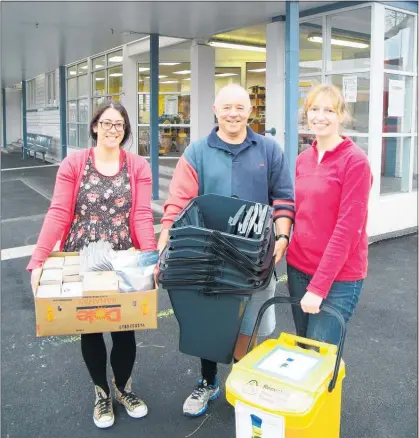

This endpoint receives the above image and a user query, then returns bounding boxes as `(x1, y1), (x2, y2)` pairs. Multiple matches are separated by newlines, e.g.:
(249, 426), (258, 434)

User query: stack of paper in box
(82, 271), (119, 295)
(36, 255), (84, 298)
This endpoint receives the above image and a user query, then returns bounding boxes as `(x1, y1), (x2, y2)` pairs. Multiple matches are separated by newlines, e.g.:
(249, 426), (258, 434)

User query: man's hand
(31, 267), (42, 296)
(300, 291), (323, 314)
(273, 238), (288, 264)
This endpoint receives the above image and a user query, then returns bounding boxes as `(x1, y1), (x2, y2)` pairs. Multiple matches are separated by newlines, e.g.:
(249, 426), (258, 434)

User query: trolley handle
(247, 296), (346, 393)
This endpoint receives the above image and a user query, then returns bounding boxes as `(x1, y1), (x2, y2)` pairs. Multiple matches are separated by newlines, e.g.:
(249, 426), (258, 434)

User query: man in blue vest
(157, 84), (295, 417)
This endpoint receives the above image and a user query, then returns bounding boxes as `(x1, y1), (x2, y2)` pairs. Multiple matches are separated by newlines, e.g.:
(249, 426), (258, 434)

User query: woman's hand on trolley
(301, 291), (323, 314)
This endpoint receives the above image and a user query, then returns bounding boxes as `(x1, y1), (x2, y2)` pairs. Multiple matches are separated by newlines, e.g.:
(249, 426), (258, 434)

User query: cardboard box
(34, 252), (158, 337)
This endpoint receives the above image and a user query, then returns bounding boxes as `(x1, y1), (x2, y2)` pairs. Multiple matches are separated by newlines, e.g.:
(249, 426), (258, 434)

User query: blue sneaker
(183, 377), (220, 417)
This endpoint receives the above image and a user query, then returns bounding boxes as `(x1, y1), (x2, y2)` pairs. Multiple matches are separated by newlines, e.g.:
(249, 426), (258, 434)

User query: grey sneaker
(93, 386), (114, 429)
(112, 377), (148, 419)
(183, 377), (220, 417)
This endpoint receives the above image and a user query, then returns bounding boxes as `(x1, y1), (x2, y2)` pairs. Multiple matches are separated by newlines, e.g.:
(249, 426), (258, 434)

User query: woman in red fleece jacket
(286, 84), (372, 346)
(27, 101), (156, 429)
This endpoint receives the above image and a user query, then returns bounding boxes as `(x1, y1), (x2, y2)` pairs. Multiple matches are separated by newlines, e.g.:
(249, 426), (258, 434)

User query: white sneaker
(112, 377), (148, 419)
(183, 378), (220, 417)
(93, 386), (114, 429)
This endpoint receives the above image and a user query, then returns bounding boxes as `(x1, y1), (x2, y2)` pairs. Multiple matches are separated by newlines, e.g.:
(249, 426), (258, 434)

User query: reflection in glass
(413, 137), (418, 191)
(67, 65), (77, 77)
(78, 99), (88, 123)
(299, 19), (323, 74)
(298, 77), (322, 129)
(384, 10), (415, 72)
(68, 101), (77, 123)
(67, 77), (77, 100)
(383, 74), (413, 134)
(380, 136), (411, 194)
(78, 74), (88, 97)
(68, 124), (78, 147)
(93, 97), (106, 111)
(78, 124), (89, 148)
(329, 8), (371, 71)
(351, 136), (369, 156)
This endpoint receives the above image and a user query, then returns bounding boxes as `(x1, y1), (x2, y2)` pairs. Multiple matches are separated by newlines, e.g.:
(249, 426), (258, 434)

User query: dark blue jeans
(287, 264), (363, 346)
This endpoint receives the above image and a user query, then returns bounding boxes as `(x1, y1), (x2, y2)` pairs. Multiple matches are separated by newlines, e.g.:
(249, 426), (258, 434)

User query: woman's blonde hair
(301, 83), (352, 128)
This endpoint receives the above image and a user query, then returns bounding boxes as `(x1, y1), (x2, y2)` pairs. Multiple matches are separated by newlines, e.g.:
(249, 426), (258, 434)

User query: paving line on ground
(1, 224), (163, 261)
(1, 163), (59, 172)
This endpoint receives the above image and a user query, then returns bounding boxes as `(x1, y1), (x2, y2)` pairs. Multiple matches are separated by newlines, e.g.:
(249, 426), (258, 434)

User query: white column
(190, 41), (215, 142)
(122, 44), (138, 154)
(266, 20), (286, 148)
(368, 3), (385, 200)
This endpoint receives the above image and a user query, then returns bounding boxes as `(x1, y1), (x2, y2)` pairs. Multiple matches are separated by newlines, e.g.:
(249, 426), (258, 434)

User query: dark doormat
(1, 180), (51, 220)
(1, 151), (48, 169)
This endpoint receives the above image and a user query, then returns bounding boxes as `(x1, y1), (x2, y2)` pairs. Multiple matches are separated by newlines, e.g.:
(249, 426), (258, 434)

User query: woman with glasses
(286, 84), (372, 347)
(27, 101), (156, 428)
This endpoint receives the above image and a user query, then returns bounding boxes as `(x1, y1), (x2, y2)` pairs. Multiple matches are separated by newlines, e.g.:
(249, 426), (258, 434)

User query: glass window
(138, 126), (191, 157)
(298, 77), (322, 129)
(413, 137), (418, 190)
(78, 61), (88, 75)
(299, 18), (323, 74)
(78, 74), (88, 97)
(67, 77), (77, 100)
(92, 55), (106, 71)
(108, 66), (123, 95)
(93, 96), (106, 111)
(78, 124), (89, 148)
(78, 99), (88, 123)
(67, 65), (77, 77)
(215, 67), (241, 93)
(351, 136), (369, 156)
(246, 62), (266, 89)
(138, 94), (150, 124)
(108, 50), (123, 66)
(380, 136), (411, 194)
(330, 72), (370, 133)
(68, 101), (77, 123)
(298, 134), (315, 154)
(384, 10), (416, 72)
(383, 74), (414, 133)
(329, 8), (371, 71)
(68, 125), (78, 147)
(92, 71), (106, 96)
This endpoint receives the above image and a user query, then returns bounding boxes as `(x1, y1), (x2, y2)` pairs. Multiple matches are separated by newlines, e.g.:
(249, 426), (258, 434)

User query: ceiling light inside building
(215, 73), (239, 77)
(145, 75), (168, 79)
(183, 78), (191, 81)
(160, 80), (179, 84)
(109, 56), (123, 63)
(95, 64), (104, 69)
(208, 41), (266, 53)
(95, 78), (105, 81)
(308, 35), (369, 49)
(248, 68), (266, 73)
(138, 67), (150, 72)
(109, 73), (123, 77)
(160, 62), (181, 66)
(173, 70), (191, 75)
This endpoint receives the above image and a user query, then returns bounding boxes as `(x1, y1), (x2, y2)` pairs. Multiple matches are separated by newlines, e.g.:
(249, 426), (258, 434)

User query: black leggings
(81, 331), (136, 395)
(201, 359), (217, 386)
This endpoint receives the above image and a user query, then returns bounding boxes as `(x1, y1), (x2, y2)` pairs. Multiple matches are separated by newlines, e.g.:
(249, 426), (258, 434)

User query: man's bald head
(213, 84), (252, 110)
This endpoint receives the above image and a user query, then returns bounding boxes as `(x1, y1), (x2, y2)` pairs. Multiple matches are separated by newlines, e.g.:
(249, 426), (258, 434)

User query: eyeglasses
(99, 120), (125, 132)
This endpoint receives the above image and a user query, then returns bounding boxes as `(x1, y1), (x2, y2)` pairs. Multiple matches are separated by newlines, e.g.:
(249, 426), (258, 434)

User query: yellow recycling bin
(226, 296), (346, 438)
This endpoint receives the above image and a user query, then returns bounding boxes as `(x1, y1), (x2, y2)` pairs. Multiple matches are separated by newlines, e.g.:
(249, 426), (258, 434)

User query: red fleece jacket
(27, 148), (156, 271)
(286, 137), (372, 298)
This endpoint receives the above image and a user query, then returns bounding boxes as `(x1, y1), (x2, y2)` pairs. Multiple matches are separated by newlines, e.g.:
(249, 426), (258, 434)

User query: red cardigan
(286, 137), (372, 298)
(27, 148), (157, 271)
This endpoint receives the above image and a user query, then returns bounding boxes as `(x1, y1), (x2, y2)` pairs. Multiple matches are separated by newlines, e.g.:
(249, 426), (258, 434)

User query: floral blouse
(63, 155), (132, 252)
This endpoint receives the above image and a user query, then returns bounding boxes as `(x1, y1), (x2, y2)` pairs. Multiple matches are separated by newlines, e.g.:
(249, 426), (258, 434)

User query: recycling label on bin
(256, 347), (319, 381)
(235, 401), (285, 438)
